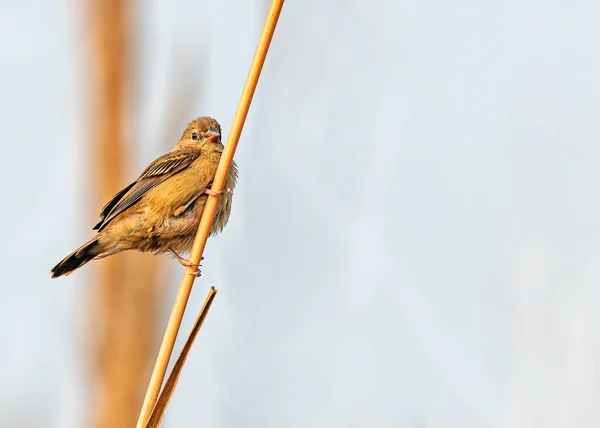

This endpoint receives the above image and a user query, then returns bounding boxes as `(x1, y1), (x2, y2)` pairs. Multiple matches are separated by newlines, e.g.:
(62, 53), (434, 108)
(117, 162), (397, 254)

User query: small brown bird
(51, 116), (238, 278)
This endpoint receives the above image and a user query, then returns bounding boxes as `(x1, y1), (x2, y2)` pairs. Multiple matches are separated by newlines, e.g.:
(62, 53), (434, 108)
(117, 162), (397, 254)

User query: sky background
(1, 0), (600, 427)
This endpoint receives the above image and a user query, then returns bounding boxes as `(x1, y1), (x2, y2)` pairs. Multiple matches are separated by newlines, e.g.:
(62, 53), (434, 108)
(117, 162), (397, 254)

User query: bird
(51, 116), (238, 278)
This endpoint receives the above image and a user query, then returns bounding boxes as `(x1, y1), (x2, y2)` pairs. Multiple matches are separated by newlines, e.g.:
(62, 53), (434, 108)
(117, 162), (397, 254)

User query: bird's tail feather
(51, 237), (104, 278)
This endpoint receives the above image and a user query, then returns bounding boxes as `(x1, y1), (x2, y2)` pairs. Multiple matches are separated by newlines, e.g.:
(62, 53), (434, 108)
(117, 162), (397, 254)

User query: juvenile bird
(51, 116), (238, 278)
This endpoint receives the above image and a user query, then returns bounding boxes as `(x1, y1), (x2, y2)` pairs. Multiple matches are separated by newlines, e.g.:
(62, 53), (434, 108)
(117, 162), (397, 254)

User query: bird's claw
(204, 187), (234, 197)
(204, 188), (222, 197)
(188, 269), (202, 278)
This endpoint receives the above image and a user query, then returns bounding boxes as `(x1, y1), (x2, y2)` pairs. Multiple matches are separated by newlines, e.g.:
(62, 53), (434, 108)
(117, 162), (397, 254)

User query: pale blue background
(1, 0), (600, 427)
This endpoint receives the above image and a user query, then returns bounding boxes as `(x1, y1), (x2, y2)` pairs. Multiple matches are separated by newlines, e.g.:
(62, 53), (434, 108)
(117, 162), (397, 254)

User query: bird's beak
(204, 127), (221, 143)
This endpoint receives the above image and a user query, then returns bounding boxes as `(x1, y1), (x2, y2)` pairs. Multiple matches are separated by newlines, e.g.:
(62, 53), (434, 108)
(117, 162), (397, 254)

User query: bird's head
(177, 116), (222, 149)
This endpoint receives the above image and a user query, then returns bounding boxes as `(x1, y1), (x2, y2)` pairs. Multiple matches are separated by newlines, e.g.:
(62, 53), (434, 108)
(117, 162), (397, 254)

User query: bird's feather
(96, 181), (136, 224)
(93, 148), (200, 231)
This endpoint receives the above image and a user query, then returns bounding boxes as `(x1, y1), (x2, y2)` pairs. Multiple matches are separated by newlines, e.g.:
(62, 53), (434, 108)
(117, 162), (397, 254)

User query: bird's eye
(191, 131), (203, 141)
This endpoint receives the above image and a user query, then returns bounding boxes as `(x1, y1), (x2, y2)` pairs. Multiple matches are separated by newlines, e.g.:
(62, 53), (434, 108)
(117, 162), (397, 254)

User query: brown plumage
(51, 116), (238, 278)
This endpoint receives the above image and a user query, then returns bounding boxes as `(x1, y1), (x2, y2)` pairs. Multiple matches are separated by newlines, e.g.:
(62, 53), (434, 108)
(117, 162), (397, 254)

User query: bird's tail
(51, 237), (104, 278)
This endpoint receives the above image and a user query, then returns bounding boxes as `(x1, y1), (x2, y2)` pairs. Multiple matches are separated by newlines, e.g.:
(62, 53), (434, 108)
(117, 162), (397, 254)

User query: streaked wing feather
(140, 155), (192, 178)
(93, 181), (136, 230)
(95, 149), (200, 231)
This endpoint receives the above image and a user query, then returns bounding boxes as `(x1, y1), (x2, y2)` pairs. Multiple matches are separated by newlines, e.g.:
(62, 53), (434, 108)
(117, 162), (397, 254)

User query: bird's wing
(93, 148), (201, 231)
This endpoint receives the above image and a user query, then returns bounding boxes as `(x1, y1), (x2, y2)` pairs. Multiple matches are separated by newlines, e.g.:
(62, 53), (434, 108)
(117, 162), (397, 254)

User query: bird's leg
(168, 249), (203, 277)
(173, 184), (232, 217)
(173, 194), (203, 217)
(167, 247), (204, 275)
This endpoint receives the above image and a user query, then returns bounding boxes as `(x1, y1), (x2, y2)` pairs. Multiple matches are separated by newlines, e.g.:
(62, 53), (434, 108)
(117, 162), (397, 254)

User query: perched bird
(51, 116), (238, 278)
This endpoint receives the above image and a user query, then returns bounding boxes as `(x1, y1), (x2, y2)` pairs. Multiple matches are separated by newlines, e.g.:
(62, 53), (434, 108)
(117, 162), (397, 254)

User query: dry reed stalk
(88, 0), (162, 426)
(135, 0), (286, 425)
(144, 287), (218, 428)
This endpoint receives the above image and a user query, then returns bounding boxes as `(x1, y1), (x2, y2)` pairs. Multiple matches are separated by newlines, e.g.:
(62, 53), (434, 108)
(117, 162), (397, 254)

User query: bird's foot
(204, 187), (233, 197)
(168, 248), (203, 268)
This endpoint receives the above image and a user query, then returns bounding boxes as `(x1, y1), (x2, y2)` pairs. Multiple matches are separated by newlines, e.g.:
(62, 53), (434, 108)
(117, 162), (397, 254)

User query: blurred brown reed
(86, 1), (161, 427)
